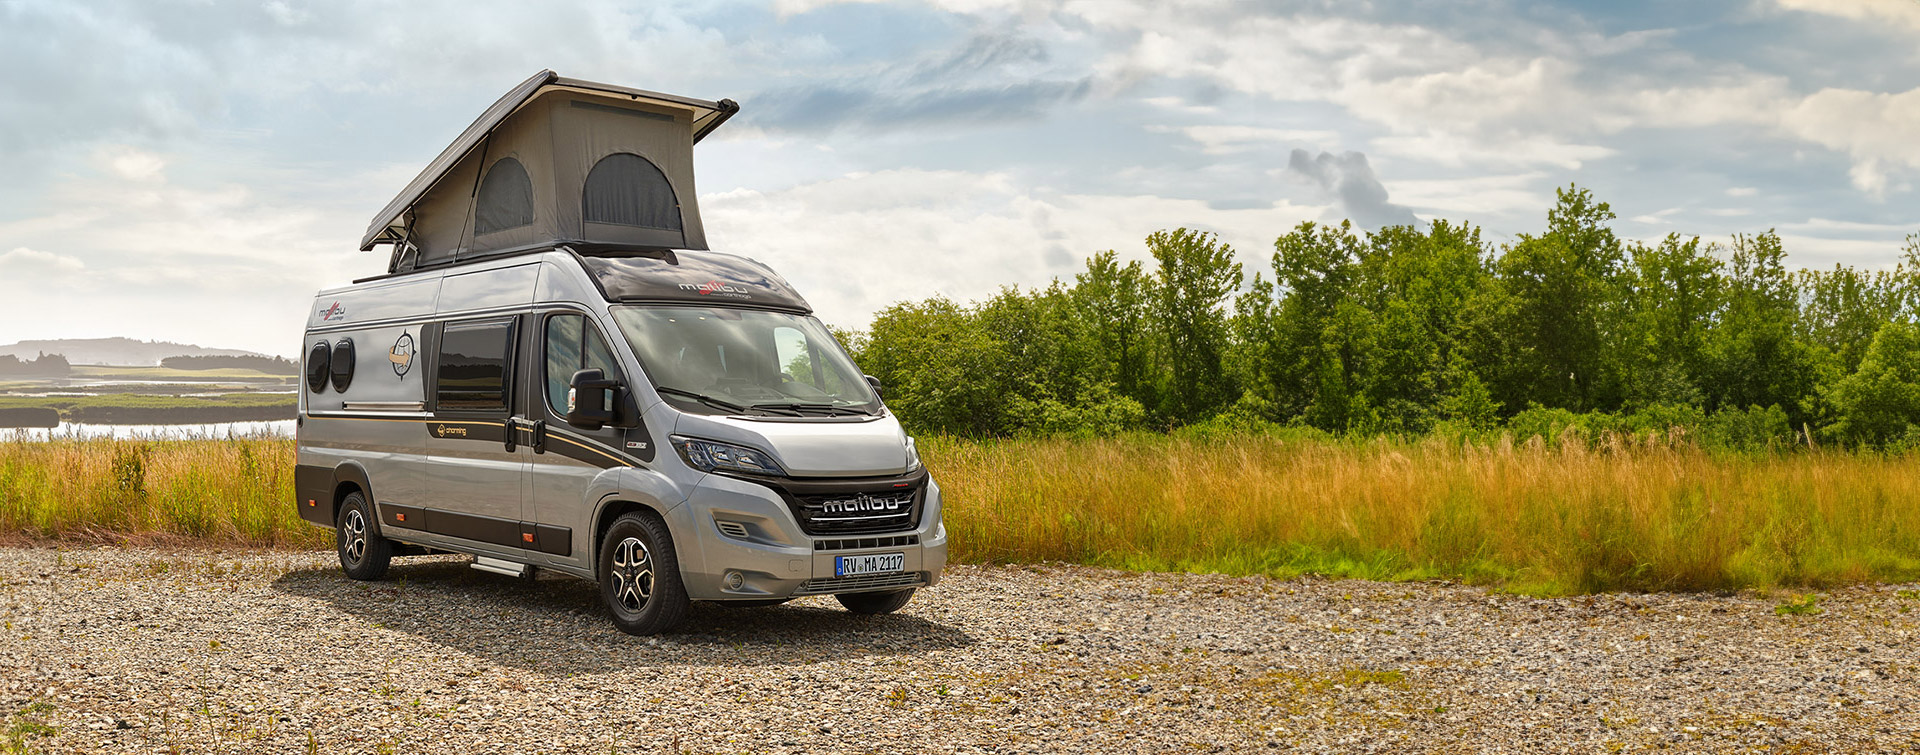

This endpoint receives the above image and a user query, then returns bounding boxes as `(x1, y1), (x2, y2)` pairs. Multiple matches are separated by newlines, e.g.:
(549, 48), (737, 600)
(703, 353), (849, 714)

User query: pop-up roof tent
(361, 70), (738, 274)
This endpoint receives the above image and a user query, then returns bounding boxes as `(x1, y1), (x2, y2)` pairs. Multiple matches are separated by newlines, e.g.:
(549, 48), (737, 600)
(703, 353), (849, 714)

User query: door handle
(504, 418), (545, 453)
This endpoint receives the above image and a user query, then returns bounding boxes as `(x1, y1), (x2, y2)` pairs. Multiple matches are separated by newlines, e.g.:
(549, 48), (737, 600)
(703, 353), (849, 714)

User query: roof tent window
(583, 153), (682, 231)
(473, 157), (534, 235)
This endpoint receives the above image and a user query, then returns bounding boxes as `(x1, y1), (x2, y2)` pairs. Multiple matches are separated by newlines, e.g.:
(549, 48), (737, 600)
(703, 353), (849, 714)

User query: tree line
(845, 186), (1920, 449)
(0, 354), (71, 377)
(160, 355), (299, 374)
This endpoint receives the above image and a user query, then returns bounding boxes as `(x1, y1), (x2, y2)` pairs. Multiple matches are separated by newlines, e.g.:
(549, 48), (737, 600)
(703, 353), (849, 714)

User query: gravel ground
(2, 547), (1919, 753)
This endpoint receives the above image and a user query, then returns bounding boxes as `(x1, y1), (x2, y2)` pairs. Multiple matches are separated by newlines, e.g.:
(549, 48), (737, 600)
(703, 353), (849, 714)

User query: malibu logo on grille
(820, 494), (907, 515)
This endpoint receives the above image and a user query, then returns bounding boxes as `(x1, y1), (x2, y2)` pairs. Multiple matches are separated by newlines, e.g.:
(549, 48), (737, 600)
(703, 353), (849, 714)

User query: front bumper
(674, 472), (947, 601)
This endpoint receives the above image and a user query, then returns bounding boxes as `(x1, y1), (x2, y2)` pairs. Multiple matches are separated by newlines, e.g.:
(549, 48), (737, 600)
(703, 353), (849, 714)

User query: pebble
(0, 547), (1917, 752)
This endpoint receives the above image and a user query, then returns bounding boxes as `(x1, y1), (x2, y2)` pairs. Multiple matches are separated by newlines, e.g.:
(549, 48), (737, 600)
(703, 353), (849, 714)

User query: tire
(836, 589), (914, 615)
(335, 492), (392, 581)
(597, 512), (689, 636)
(716, 599), (790, 609)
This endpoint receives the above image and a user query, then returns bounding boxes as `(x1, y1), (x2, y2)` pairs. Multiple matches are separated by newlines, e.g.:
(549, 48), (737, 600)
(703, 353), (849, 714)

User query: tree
(1148, 228), (1242, 422)
(1072, 250), (1157, 410)
(857, 297), (1008, 436)
(1493, 186), (1624, 412)
(1704, 231), (1826, 425)
(1614, 233), (1720, 408)
(1824, 321), (1920, 447)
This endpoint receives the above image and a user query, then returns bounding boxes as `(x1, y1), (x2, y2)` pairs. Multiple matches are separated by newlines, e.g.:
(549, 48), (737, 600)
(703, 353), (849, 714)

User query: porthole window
(331, 338), (356, 393)
(474, 157), (534, 235)
(306, 342), (331, 393)
(583, 152), (682, 230)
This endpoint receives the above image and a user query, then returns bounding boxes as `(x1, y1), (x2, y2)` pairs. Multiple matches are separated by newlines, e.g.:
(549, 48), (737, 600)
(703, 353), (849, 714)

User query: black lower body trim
(377, 503), (571, 556)
(294, 464), (334, 526)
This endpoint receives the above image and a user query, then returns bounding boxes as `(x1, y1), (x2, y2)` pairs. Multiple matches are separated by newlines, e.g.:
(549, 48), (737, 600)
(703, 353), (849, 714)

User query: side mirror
(567, 368), (619, 431)
(864, 374), (884, 401)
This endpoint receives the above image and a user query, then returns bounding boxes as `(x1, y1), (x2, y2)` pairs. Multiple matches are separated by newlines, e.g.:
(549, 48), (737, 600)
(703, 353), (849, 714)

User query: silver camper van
(295, 72), (945, 635)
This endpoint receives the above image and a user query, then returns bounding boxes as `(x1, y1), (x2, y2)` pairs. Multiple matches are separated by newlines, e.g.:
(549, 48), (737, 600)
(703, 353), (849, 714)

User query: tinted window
(436, 320), (515, 412)
(582, 153), (682, 230)
(544, 314), (621, 415)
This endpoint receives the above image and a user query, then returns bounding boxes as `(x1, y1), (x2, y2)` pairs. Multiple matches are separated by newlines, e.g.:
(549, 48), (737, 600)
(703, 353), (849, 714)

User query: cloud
(1773, 0), (1920, 31)
(750, 78), (1093, 134)
(1154, 125), (1342, 155)
(701, 169), (1324, 325)
(1389, 173), (1549, 217)
(0, 144), (366, 355)
(0, 247), (85, 274)
(1284, 150), (1419, 229)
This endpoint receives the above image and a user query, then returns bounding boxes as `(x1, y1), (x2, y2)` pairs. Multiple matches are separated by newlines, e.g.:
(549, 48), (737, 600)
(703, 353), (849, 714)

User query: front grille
(794, 491), (919, 535)
(795, 572), (927, 595)
(814, 534), (919, 551)
(732, 468), (930, 537)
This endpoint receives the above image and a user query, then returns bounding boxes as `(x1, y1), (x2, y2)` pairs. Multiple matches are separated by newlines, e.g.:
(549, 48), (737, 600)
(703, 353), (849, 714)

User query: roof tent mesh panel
(582, 153), (682, 231)
(474, 157), (535, 235)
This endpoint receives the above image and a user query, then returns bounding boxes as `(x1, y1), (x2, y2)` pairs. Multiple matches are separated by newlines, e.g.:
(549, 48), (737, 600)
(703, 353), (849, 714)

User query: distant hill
(0, 338), (270, 366)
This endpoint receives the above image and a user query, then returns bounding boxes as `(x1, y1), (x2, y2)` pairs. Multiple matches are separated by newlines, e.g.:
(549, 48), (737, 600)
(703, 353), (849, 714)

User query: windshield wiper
(654, 386), (753, 415)
(750, 401), (866, 417)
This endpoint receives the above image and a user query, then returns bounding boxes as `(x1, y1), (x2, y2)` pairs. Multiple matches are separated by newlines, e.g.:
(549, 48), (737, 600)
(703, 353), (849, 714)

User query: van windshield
(610, 306), (879, 417)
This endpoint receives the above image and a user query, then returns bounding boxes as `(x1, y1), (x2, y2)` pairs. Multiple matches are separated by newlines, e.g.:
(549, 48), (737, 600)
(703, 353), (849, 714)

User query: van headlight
(671, 435), (787, 477)
(904, 436), (922, 472)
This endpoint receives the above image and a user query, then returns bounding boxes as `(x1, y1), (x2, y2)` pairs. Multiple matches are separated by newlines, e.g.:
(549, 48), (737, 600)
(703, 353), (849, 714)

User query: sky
(2, 0), (1918, 357)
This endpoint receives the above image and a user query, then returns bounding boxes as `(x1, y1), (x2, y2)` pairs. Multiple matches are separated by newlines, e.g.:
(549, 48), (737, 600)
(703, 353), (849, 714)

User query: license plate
(835, 552), (905, 577)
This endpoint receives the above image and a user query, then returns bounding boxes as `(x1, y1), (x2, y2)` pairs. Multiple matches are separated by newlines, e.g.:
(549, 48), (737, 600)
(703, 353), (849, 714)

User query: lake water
(2, 420), (295, 441)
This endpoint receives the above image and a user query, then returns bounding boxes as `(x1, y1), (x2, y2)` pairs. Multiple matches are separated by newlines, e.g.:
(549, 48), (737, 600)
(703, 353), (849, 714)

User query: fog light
(724, 571), (746, 590)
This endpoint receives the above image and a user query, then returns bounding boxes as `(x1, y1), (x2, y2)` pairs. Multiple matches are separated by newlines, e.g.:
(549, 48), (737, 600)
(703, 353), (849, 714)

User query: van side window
(545, 314), (621, 414)
(436, 320), (516, 412)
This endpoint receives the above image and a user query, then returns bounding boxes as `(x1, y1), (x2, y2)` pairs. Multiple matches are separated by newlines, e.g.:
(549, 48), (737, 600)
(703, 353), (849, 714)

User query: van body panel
(307, 277), (441, 331)
(437, 264), (540, 315)
(668, 411), (913, 478)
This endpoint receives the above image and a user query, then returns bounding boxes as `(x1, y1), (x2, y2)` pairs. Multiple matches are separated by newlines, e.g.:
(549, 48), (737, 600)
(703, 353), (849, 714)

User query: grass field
(68, 364), (296, 381)
(0, 392), (295, 425)
(2, 433), (1918, 595)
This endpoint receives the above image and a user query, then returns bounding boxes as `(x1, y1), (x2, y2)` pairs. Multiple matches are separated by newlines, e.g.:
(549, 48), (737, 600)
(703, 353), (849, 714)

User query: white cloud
(0, 151), (365, 355)
(1726, 187), (1758, 197)
(1774, 0), (1920, 31)
(1152, 125), (1342, 155)
(0, 247), (85, 274)
(702, 169), (1323, 326)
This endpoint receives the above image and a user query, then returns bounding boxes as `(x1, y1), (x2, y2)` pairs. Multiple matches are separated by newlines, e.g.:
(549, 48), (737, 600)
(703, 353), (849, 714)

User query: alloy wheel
(342, 509), (367, 565)
(611, 537), (654, 612)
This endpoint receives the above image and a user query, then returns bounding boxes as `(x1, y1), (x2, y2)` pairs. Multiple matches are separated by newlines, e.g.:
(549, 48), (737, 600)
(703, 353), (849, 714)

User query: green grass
(4, 432), (1920, 595)
(0, 393), (294, 426)
(0, 393), (291, 410)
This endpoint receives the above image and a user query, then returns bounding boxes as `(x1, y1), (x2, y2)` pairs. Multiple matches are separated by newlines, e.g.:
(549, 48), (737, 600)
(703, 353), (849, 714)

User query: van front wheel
(335, 492), (392, 580)
(597, 512), (689, 636)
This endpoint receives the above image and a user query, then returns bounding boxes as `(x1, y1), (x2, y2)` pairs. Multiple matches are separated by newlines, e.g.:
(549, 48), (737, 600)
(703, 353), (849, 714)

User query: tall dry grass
(4, 433), (1919, 594)
(926, 433), (1920, 595)
(0, 436), (325, 548)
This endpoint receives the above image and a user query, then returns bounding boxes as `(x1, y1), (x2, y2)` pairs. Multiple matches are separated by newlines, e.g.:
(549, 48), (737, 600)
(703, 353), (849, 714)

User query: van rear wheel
(335, 492), (392, 581)
(597, 512), (689, 636)
(837, 589), (914, 615)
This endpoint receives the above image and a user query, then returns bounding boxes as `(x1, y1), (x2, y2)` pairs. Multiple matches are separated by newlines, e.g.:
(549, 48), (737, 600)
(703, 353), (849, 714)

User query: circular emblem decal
(389, 332), (416, 377)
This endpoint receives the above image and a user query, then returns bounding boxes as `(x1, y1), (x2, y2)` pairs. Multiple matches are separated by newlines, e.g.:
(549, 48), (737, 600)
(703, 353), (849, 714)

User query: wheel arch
(330, 462), (375, 526)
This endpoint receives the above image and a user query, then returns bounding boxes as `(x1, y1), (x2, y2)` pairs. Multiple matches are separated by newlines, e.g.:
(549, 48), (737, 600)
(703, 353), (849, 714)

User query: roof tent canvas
(362, 70), (738, 273)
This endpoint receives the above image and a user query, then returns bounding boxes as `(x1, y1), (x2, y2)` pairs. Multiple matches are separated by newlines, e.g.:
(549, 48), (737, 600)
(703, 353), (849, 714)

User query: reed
(925, 432), (1920, 595)
(5, 432), (1919, 595)
(0, 434), (324, 549)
